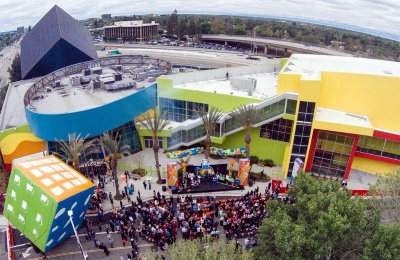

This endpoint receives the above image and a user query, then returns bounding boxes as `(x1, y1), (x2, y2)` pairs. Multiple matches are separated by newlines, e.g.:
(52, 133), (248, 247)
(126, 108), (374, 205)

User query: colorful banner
(166, 147), (202, 159)
(210, 147), (246, 157)
(238, 158), (250, 186)
(291, 157), (304, 178)
(167, 162), (178, 186)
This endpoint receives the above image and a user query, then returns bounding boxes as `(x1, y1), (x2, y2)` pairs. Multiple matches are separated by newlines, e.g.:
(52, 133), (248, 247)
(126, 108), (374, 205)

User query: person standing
(109, 192), (114, 207)
(124, 186), (129, 197)
(107, 233), (114, 248)
(143, 180), (147, 190)
(130, 183), (135, 194)
(102, 243), (110, 256)
(148, 180), (151, 190)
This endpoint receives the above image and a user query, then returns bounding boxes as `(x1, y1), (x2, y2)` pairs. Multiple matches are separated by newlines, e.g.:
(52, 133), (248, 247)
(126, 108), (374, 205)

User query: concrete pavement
(0, 42), (19, 89)
(97, 44), (275, 68)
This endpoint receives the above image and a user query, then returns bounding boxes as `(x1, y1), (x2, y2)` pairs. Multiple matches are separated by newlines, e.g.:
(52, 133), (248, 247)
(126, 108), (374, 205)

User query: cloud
(0, 0), (399, 40)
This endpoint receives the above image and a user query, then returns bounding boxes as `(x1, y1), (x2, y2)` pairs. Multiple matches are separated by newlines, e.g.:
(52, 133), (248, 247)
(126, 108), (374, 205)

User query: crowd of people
(76, 159), (301, 260)
(84, 182), (272, 259)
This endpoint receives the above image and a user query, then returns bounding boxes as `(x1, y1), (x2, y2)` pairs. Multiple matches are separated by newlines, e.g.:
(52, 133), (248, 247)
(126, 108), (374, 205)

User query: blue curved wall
(25, 84), (157, 141)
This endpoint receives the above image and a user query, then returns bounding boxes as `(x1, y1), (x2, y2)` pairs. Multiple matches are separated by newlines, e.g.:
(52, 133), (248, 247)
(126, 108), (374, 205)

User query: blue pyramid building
(21, 5), (98, 79)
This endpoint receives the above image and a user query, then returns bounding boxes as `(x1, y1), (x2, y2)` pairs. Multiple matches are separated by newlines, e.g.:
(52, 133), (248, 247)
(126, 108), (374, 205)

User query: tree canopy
(369, 169), (400, 223)
(254, 173), (400, 260)
(8, 53), (21, 82)
(142, 238), (253, 260)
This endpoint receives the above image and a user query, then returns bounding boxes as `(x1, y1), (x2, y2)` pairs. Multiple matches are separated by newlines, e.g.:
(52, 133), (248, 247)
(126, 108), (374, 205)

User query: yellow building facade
(278, 54), (400, 179)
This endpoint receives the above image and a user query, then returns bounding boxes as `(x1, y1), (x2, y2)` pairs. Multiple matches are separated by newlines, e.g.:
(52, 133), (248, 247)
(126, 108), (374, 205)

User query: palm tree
(56, 133), (96, 170)
(99, 132), (130, 200)
(198, 106), (224, 159)
(138, 110), (169, 184)
(232, 104), (260, 158)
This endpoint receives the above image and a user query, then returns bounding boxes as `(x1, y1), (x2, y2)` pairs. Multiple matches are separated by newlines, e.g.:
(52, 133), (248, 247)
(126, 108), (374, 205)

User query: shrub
(132, 168), (146, 177)
(262, 159), (275, 167)
(250, 171), (271, 182)
(249, 155), (259, 165)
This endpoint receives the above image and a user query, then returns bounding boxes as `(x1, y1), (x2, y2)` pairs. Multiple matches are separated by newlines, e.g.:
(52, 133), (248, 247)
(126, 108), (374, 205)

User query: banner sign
(238, 158), (250, 186)
(167, 162), (178, 186)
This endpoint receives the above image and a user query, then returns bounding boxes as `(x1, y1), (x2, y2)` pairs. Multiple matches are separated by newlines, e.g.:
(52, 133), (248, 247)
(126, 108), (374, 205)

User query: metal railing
(24, 55), (171, 109)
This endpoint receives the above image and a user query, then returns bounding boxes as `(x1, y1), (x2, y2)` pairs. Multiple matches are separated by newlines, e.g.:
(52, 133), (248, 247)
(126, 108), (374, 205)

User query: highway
(0, 42), (19, 89)
(96, 43), (276, 68)
(201, 34), (352, 56)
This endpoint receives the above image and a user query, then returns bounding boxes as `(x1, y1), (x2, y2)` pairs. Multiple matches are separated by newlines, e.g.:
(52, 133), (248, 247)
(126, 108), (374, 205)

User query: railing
(167, 93), (298, 150)
(24, 55), (171, 109)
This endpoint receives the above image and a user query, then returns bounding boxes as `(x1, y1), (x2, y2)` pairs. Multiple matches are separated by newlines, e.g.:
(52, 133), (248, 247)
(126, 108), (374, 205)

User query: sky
(0, 0), (399, 41)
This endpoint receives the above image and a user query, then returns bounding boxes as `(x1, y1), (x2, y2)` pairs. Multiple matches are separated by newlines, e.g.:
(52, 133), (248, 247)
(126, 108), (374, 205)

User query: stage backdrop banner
(187, 164), (228, 176)
(238, 158), (250, 186)
(167, 162), (178, 186)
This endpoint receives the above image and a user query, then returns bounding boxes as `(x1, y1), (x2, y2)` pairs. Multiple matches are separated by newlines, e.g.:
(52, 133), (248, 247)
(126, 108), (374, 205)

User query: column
(343, 135), (360, 180)
(305, 129), (319, 172)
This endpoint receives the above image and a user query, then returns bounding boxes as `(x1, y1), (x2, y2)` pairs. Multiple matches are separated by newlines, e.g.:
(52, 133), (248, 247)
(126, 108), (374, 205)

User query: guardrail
(23, 55), (171, 109)
(166, 93), (298, 150)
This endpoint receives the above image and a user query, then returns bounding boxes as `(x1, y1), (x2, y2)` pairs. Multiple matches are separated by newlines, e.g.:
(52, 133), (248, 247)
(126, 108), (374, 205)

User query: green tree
(211, 17), (225, 34)
(138, 110), (169, 184)
(188, 18), (197, 36)
(254, 173), (400, 260)
(363, 223), (400, 259)
(232, 104), (260, 158)
(369, 169), (400, 223)
(177, 17), (188, 39)
(142, 238), (252, 260)
(99, 132), (129, 200)
(55, 133), (96, 170)
(167, 9), (178, 36)
(198, 106), (224, 159)
(0, 84), (9, 112)
(8, 53), (21, 82)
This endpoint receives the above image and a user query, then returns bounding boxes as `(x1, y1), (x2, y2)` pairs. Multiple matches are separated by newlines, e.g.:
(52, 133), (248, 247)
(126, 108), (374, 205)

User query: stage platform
(171, 180), (243, 194)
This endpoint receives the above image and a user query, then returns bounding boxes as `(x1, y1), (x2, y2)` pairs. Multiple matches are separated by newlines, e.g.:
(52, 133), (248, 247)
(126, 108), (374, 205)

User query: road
(0, 42), (19, 89)
(201, 34), (352, 56)
(14, 230), (154, 260)
(97, 43), (275, 68)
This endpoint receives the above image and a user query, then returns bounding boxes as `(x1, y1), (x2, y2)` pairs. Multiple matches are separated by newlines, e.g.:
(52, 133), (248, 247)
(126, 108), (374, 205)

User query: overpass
(201, 34), (352, 56)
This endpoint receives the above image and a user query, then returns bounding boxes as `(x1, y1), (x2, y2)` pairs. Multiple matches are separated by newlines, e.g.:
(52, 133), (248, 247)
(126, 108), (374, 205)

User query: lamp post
(67, 210), (88, 260)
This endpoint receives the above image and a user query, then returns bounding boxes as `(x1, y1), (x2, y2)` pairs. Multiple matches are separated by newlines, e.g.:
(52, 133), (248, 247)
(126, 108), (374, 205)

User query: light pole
(67, 210), (88, 260)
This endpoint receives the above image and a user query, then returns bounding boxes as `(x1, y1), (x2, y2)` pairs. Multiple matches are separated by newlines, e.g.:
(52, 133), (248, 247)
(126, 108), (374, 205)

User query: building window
(48, 121), (142, 162)
(143, 136), (163, 149)
(357, 136), (400, 160)
(311, 131), (354, 178)
(287, 101), (315, 175)
(260, 118), (293, 142)
(159, 97), (208, 122)
(286, 99), (297, 115)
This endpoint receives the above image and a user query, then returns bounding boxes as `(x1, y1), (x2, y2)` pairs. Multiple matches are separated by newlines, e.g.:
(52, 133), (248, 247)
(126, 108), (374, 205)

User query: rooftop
(282, 54), (400, 78)
(314, 107), (372, 129)
(105, 20), (158, 28)
(0, 80), (34, 129)
(164, 62), (280, 99)
(25, 56), (170, 114)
